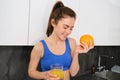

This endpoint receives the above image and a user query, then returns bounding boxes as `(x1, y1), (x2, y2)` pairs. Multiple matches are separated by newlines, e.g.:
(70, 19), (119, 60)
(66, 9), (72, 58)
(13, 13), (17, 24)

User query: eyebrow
(64, 24), (74, 28)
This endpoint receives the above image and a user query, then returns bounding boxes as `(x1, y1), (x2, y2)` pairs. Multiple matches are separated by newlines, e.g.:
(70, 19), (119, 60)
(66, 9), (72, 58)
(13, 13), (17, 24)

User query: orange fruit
(80, 34), (94, 48)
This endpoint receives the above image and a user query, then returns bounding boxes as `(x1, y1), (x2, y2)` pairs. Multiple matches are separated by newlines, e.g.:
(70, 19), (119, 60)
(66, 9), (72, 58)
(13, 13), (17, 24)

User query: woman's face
(52, 16), (75, 40)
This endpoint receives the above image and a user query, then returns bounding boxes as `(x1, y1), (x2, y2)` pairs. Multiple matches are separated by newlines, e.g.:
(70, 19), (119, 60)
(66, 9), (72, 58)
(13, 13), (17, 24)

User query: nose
(66, 29), (72, 35)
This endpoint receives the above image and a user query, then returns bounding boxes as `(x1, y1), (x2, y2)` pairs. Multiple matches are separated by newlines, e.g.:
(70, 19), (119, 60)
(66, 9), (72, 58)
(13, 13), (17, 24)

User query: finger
(79, 44), (89, 53)
(89, 40), (94, 49)
(49, 77), (60, 80)
(49, 73), (57, 77)
(89, 40), (92, 49)
(80, 42), (88, 50)
(47, 72), (56, 80)
(48, 71), (60, 80)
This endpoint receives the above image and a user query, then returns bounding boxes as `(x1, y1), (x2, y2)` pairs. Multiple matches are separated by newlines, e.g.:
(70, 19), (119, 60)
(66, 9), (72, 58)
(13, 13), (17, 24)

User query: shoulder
(67, 37), (76, 54)
(67, 37), (76, 46)
(31, 41), (44, 58)
(34, 42), (43, 51)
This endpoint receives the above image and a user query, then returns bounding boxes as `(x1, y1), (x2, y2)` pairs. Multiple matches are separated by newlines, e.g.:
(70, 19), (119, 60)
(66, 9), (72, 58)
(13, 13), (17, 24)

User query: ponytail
(46, 1), (76, 37)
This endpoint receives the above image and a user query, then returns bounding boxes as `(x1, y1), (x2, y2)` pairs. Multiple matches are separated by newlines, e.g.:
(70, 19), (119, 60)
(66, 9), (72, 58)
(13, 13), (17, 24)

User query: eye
(63, 25), (68, 29)
(70, 26), (74, 31)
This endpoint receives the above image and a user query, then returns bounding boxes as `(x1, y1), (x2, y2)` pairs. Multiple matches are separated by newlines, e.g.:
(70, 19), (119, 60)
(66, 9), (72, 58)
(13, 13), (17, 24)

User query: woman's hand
(46, 71), (60, 80)
(75, 40), (94, 54)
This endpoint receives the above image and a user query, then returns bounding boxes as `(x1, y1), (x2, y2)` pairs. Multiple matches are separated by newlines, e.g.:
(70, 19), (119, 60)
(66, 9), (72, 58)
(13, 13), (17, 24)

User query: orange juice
(50, 69), (63, 80)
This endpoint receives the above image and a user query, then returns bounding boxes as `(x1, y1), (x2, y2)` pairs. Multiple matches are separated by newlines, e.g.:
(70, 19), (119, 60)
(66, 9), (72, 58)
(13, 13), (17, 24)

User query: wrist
(73, 52), (79, 58)
(42, 71), (48, 79)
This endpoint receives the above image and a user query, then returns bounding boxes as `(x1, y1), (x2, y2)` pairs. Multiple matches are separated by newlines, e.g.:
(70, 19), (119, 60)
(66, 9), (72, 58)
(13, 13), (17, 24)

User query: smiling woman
(28, 1), (94, 80)
(28, 0), (81, 45)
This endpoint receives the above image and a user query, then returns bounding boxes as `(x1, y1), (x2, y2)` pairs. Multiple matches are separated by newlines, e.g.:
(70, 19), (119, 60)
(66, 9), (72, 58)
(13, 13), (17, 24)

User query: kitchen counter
(71, 74), (106, 80)
(71, 71), (120, 80)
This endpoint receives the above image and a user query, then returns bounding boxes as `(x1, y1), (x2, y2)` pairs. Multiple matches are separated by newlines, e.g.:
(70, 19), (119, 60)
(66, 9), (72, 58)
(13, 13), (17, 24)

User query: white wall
(0, 0), (29, 45)
(0, 0), (120, 45)
(79, 0), (120, 45)
(28, 0), (55, 45)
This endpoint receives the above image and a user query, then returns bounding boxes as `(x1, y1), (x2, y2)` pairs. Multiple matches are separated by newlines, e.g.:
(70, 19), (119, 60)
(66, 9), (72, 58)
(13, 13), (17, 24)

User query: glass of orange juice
(50, 64), (64, 80)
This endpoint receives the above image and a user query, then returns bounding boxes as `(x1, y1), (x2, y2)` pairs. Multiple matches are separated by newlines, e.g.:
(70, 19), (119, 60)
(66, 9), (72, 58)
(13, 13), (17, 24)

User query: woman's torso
(40, 38), (72, 80)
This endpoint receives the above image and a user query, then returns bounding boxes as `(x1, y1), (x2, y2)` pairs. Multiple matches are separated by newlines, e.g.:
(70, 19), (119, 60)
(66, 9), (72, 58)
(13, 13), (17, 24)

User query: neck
(48, 33), (64, 44)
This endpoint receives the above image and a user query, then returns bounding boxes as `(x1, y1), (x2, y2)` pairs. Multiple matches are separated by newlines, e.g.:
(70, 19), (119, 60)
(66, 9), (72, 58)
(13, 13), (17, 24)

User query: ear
(51, 19), (57, 27)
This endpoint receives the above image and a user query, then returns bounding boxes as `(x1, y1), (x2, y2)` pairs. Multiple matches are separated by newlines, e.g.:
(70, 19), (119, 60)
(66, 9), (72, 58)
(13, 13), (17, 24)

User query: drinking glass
(50, 64), (64, 80)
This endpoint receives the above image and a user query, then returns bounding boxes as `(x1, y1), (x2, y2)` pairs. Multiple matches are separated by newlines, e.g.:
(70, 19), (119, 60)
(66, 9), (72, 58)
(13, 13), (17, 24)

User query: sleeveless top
(40, 38), (72, 71)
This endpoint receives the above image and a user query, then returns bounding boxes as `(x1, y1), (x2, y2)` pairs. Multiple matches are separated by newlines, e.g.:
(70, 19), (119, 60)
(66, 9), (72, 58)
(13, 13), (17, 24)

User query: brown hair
(46, 1), (76, 37)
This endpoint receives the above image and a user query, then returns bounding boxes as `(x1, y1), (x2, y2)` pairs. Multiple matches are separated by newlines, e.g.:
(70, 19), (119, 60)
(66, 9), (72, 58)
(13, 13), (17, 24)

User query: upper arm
(28, 42), (44, 72)
(68, 38), (76, 57)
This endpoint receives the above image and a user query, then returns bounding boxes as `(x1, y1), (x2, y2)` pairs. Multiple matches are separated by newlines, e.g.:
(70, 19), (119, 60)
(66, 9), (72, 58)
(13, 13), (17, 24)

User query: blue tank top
(40, 38), (72, 71)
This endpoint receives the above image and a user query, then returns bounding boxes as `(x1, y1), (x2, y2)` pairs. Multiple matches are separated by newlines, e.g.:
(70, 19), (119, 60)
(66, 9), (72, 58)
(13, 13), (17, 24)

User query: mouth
(63, 34), (67, 39)
(62, 33), (68, 39)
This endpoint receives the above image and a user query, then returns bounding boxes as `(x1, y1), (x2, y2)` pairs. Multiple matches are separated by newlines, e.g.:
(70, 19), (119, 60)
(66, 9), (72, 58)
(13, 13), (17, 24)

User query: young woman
(28, 1), (94, 80)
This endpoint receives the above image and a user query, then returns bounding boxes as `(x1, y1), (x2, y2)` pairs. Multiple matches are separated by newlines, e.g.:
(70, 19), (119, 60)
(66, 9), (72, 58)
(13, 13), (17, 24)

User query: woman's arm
(69, 38), (94, 77)
(28, 42), (65, 80)
(69, 38), (80, 77)
(28, 42), (47, 79)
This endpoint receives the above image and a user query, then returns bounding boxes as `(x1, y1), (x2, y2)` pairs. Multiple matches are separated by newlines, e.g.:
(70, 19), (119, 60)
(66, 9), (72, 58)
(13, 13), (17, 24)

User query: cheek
(54, 27), (63, 35)
(56, 26), (64, 32)
(69, 31), (72, 34)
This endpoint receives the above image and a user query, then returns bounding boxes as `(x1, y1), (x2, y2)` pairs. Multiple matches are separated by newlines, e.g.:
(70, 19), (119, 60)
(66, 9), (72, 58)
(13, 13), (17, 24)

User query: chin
(61, 37), (67, 41)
